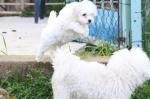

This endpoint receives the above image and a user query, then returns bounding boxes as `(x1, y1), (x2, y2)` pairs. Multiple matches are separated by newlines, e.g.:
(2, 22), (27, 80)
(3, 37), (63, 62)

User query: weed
(0, 32), (7, 55)
(76, 42), (119, 57)
(131, 81), (150, 99)
(0, 69), (53, 99)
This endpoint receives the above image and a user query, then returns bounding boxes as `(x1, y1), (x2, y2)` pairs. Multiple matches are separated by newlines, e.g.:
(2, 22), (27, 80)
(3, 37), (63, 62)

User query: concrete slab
(0, 16), (109, 64)
(0, 16), (47, 55)
(0, 17), (109, 78)
(0, 16), (87, 56)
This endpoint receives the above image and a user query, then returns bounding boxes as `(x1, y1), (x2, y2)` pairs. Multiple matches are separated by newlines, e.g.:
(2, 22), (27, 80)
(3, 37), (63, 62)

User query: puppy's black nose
(88, 19), (91, 23)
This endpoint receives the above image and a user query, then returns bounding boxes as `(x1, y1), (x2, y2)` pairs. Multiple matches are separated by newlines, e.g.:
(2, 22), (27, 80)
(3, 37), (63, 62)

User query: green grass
(0, 52), (150, 98)
(0, 32), (7, 55)
(145, 14), (150, 32)
(0, 69), (53, 99)
(21, 7), (34, 17)
(1, 40), (144, 99)
(143, 13), (150, 57)
(0, 68), (150, 99)
(131, 81), (150, 99)
(76, 42), (119, 57)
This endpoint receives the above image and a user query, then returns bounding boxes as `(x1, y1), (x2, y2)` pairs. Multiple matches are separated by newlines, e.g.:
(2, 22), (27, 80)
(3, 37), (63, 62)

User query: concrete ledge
(0, 55), (49, 62)
(81, 56), (109, 64)
(0, 55), (109, 78)
(0, 55), (109, 64)
(0, 55), (52, 78)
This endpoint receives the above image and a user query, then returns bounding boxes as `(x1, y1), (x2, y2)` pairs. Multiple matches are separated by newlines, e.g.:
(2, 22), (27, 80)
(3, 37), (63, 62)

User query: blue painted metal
(66, 0), (120, 44)
(120, 0), (131, 46)
(89, 0), (119, 44)
(89, 9), (119, 44)
(65, 0), (143, 48)
(101, 0), (105, 42)
(131, 0), (142, 47)
(110, 0), (115, 43)
(92, 0), (96, 4)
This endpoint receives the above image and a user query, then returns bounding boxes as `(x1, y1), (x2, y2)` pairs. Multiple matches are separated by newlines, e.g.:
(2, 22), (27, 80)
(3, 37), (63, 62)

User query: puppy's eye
(82, 13), (87, 17)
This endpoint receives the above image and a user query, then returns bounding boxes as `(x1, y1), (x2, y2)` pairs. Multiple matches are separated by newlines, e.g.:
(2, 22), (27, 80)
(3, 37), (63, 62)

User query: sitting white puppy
(35, 0), (97, 62)
(52, 47), (150, 99)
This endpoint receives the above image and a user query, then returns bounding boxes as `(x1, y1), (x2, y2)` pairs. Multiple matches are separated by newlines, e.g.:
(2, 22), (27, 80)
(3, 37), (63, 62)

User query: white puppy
(52, 48), (150, 99)
(35, 0), (97, 62)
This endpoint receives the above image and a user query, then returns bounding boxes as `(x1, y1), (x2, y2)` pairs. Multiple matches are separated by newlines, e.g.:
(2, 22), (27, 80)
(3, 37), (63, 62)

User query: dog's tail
(107, 48), (150, 81)
(52, 47), (80, 70)
(107, 48), (131, 71)
(47, 10), (57, 25)
(130, 48), (150, 78)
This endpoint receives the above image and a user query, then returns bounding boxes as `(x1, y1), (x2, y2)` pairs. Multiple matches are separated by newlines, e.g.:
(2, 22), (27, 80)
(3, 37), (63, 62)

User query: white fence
(0, 1), (65, 15)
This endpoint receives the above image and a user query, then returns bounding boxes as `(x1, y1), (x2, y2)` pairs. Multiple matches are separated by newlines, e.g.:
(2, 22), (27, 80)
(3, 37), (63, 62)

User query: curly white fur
(35, 0), (97, 62)
(52, 48), (150, 99)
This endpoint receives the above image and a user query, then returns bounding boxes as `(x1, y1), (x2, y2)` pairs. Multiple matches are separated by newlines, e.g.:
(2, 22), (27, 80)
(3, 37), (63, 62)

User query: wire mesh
(66, 0), (120, 45)
(89, 0), (119, 44)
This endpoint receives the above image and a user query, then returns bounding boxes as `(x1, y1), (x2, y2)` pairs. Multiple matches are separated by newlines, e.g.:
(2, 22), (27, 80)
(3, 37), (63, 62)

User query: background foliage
(131, 81), (150, 99)
(0, 68), (150, 99)
(0, 69), (53, 99)
(76, 42), (119, 57)
(22, 0), (65, 17)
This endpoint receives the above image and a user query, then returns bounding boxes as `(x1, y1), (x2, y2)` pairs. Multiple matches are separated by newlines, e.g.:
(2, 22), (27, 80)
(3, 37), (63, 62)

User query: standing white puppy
(52, 47), (150, 99)
(35, 0), (97, 62)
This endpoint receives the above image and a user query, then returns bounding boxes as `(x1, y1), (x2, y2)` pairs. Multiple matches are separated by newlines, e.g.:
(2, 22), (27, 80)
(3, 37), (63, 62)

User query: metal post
(121, 0), (131, 47)
(21, 0), (25, 11)
(92, 0), (96, 4)
(110, 0), (114, 43)
(101, 0), (105, 44)
(131, 0), (142, 47)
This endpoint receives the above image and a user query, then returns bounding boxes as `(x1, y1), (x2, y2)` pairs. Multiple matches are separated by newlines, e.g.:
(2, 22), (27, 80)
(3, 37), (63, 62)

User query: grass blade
(0, 32), (7, 55)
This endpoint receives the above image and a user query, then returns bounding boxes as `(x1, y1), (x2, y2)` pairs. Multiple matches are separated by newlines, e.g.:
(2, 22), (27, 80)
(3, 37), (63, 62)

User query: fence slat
(0, 3), (21, 5)
(0, 2), (65, 15)
(0, 11), (22, 15)
(21, 0), (25, 10)
(0, 2), (65, 6)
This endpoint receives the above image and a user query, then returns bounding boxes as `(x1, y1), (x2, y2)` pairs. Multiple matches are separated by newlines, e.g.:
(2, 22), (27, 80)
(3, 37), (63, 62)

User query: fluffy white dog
(35, 0), (97, 62)
(52, 48), (150, 99)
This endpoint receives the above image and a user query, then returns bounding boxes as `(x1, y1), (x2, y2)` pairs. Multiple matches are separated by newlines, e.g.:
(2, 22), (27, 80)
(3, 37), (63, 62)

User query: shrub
(76, 42), (119, 57)
(21, 0), (65, 17)
(131, 81), (150, 99)
(0, 69), (53, 99)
